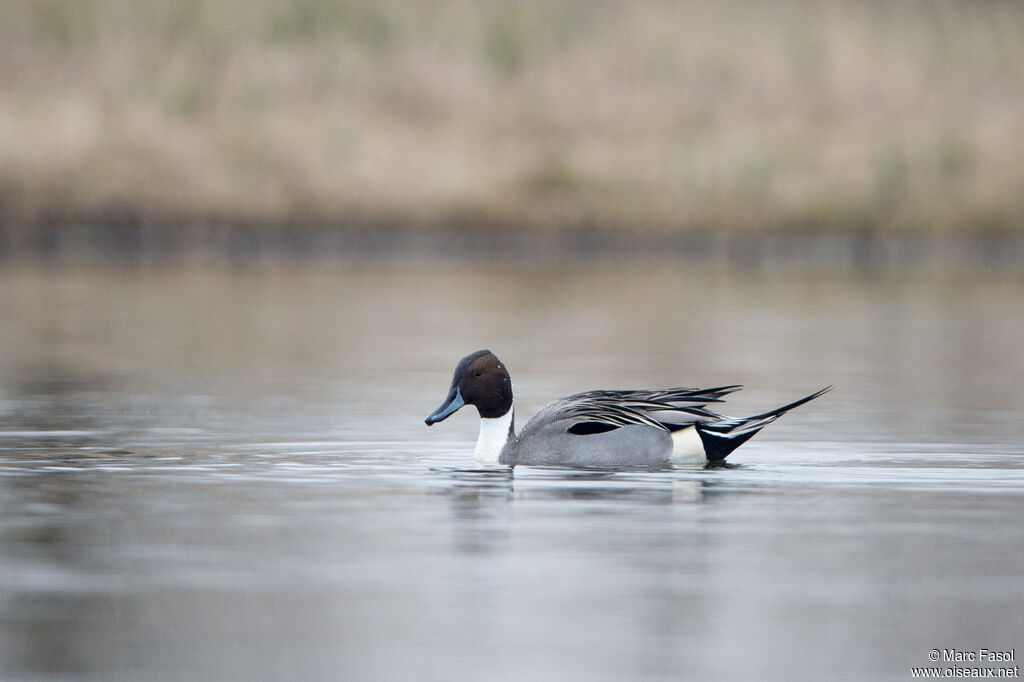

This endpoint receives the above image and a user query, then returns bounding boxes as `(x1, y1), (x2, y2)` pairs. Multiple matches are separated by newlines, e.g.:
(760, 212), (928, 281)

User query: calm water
(1, 262), (1023, 681)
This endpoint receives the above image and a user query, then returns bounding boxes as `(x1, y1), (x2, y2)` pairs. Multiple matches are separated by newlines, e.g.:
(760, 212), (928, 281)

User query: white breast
(474, 409), (515, 465)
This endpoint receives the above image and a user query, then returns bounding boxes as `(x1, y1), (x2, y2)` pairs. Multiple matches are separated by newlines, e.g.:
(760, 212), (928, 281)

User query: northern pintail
(425, 350), (831, 467)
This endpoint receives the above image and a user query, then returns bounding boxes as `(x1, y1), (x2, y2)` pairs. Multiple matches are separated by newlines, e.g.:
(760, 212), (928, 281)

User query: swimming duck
(425, 349), (831, 467)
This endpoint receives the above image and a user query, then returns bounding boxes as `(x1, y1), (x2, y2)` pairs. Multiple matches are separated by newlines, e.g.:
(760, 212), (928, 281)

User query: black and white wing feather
(545, 386), (742, 435)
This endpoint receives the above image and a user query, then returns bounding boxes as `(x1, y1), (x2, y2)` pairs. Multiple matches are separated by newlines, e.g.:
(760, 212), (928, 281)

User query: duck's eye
(474, 371), (482, 377)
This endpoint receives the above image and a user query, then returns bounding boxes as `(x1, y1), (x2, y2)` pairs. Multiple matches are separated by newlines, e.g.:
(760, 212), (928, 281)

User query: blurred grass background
(1, 0), (1023, 243)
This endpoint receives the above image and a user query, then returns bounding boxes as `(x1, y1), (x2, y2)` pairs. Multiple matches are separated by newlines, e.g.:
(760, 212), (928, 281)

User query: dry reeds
(1, 0), (1023, 237)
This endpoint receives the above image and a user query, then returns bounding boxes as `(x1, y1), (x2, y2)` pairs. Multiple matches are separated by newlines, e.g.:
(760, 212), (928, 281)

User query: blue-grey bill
(425, 387), (465, 425)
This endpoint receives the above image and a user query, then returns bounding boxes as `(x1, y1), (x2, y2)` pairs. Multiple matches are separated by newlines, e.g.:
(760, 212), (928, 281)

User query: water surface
(1, 262), (1022, 681)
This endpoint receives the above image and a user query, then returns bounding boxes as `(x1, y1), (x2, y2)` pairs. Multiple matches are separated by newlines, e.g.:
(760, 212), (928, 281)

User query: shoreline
(3, 221), (1022, 272)
(4, 3), (1024, 263)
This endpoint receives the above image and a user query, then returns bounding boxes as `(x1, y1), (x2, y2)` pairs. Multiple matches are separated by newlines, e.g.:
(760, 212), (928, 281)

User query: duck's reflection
(434, 465), (731, 554)
(438, 465), (729, 503)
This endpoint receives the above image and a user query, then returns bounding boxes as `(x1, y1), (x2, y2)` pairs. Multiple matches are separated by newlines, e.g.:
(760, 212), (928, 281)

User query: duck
(424, 349), (831, 467)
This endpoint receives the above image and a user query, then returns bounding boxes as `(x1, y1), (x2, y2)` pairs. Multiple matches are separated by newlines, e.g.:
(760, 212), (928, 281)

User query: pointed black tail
(741, 385), (834, 423)
(697, 385), (833, 461)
